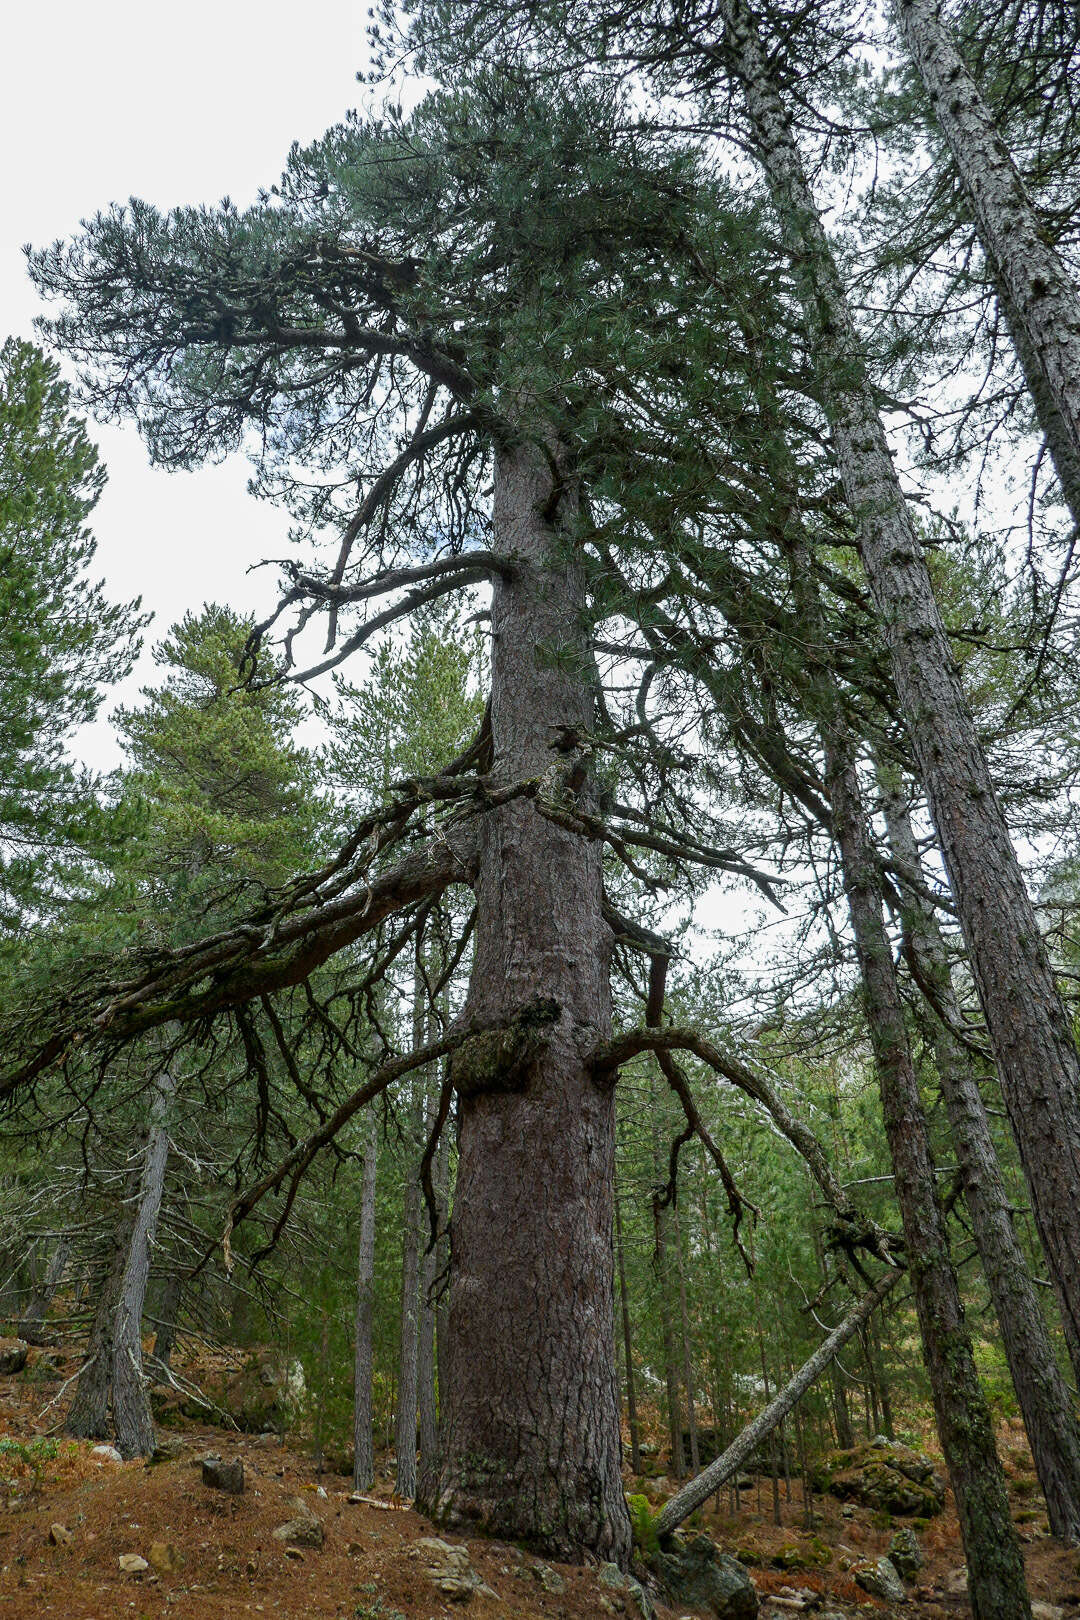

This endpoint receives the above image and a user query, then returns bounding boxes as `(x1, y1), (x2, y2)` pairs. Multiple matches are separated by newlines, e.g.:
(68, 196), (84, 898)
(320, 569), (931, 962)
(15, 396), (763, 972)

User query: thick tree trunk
(18, 1236), (68, 1346)
(420, 429), (630, 1564)
(824, 732), (1029, 1619)
(881, 771), (1080, 1540)
(894, 0), (1080, 526)
(352, 1106), (378, 1493)
(111, 1066), (177, 1457)
(719, 0), (1080, 1376)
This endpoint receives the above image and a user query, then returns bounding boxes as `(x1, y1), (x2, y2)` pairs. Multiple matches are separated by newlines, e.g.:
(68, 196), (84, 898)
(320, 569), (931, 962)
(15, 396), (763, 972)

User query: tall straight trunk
(881, 771), (1080, 1540)
(652, 1089), (685, 1480)
(418, 1081), (440, 1483)
(812, 1226), (855, 1448)
(824, 730), (1029, 1619)
(18, 1236), (68, 1346)
(869, 1323), (895, 1441)
(111, 1065), (177, 1458)
(395, 1083), (424, 1497)
(995, 273), (1080, 529)
(420, 429), (630, 1564)
(673, 1201), (700, 1476)
(614, 1168), (642, 1474)
(152, 1273), (182, 1370)
(894, 0), (1080, 525)
(719, 0), (1080, 1376)
(353, 1106), (378, 1493)
(434, 1121), (450, 1408)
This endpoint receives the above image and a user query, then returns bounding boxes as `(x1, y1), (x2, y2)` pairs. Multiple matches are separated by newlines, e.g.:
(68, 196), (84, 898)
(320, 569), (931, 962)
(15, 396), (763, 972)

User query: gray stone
(118, 1553), (149, 1574)
(1030, 1605), (1065, 1620)
(272, 1515), (324, 1549)
(90, 1443), (123, 1464)
(0, 1338), (28, 1375)
(888, 1526), (923, 1581)
(656, 1533), (759, 1618)
(596, 1561), (653, 1618)
(410, 1536), (499, 1602)
(854, 1556), (907, 1605)
(534, 1563), (566, 1594)
(201, 1455), (244, 1493)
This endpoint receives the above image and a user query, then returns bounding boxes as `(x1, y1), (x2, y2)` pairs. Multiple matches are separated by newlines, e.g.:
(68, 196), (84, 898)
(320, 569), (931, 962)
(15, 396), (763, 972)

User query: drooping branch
(655, 1048), (759, 1273)
(593, 1024), (899, 1266)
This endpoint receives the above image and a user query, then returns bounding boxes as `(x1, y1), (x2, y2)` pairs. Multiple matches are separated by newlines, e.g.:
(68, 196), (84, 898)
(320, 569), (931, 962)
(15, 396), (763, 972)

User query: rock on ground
(655, 1532), (759, 1618)
(854, 1555), (908, 1604)
(201, 1455), (244, 1493)
(889, 1525), (924, 1580)
(810, 1440), (945, 1516)
(0, 1338), (28, 1375)
(409, 1535), (500, 1601)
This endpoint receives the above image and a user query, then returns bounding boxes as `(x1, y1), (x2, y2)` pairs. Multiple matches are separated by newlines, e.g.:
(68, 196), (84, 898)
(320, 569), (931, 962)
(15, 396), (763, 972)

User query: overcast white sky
(2, 0), (374, 767)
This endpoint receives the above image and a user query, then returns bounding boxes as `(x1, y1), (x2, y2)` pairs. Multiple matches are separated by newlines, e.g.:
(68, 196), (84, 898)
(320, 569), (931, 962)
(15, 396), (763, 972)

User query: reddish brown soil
(2, 1347), (1079, 1619)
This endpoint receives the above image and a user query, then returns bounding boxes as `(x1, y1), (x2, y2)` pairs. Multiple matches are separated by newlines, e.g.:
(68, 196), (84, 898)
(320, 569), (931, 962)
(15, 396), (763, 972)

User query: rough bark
(353, 1106), (378, 1494)
(825, 732), (1029, 1619)
(881, 770), (1080, 1540)
(419, 428), (631, 1563)
(894, 0), (1080, 526)
(655, 1272), (899, 1537)
(995, 273), (1080, 530)
(719, 0), (1080, 1379)
(111, 1065), (178, 1458)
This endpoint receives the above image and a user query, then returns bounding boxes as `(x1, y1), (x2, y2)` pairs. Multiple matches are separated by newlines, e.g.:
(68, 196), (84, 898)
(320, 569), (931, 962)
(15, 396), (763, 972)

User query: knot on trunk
(451, 998), (560, 1098)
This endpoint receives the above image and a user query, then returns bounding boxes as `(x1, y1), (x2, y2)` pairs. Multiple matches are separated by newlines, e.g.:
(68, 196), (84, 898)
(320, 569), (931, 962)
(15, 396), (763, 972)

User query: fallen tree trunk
(654, 1271), (899, 1539)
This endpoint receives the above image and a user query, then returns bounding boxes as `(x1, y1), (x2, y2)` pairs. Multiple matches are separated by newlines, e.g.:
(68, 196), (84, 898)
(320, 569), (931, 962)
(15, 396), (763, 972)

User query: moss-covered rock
(810, 1440), (945, 1517)
(655, 1532), (758, 1617)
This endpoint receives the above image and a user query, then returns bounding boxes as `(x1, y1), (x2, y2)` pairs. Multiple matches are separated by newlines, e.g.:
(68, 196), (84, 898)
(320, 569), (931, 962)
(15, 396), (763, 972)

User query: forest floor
(1, 1342), (1079, 1619)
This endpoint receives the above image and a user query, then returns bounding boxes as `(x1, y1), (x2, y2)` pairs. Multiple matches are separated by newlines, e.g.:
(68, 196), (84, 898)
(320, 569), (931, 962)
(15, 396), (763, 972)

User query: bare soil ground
(1, 1344), (1079, 1619)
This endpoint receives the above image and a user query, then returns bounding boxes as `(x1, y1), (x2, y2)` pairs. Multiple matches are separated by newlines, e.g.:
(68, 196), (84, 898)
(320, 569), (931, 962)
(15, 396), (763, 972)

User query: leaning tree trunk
(419, 428), (631, 1564)
(352, 1105), (378, 1494)
(881, 769), (1080, 1539)
(719, 0), (1080, 1377)
(825, 731), (1029, 1619)
(111, 1065), (178, 1457)
(894, 0), (1080, 525)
